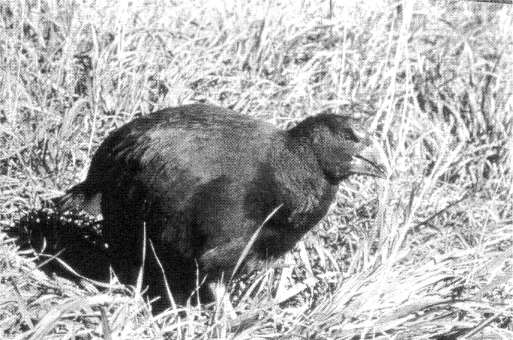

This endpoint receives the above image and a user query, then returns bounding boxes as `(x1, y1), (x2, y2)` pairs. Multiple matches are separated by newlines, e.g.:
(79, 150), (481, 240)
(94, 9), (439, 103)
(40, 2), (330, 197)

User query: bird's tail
(52, 183), (102, 215)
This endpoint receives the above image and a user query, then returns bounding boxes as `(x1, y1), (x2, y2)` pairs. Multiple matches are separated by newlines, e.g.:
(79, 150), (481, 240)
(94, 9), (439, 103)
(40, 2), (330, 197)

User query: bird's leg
(209, 281), (237, 320)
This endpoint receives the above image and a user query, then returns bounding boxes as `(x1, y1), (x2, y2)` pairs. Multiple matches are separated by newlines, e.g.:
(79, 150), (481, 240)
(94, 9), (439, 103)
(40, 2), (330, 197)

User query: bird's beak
(350, 137), (387, 179)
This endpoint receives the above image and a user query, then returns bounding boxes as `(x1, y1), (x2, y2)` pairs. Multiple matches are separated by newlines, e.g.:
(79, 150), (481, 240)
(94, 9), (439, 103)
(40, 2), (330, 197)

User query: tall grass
(1, 0), (512, 339)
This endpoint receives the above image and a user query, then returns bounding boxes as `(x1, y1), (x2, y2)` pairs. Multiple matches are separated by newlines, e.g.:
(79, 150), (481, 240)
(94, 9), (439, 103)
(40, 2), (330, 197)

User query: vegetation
(1, 0), (512, 339)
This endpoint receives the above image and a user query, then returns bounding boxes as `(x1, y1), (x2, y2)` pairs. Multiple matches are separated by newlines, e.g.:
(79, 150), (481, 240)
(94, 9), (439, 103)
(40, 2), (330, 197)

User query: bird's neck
(269, 139), (337, 226)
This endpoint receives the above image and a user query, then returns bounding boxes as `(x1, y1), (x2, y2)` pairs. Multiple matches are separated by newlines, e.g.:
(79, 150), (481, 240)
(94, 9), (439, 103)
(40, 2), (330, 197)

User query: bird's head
(288, 114), (387, 184)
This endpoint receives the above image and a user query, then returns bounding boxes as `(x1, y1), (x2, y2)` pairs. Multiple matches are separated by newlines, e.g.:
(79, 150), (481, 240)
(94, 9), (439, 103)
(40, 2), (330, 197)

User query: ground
(0, 1), (512, 339)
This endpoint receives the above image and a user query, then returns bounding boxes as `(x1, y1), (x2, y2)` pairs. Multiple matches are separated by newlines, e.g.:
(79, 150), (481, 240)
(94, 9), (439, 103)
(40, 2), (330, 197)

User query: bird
(55, 103), (385, 311)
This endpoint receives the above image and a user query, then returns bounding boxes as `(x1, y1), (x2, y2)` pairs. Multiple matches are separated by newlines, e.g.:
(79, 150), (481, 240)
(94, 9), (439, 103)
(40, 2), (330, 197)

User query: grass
(1, 0), (512, 339)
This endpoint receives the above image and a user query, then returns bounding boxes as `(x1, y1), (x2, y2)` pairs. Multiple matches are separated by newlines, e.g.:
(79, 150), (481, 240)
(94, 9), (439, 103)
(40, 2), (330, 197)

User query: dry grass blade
(25, 295), (124, 340)
(100, 307), (113, 340)
(149, 239), (176, 310)
(135, 223), (147, 296)
(37, 252), (124, 290)
(461, 305), (513, 339)
(230, 204), (283, 281)
(9, 279), (34, 330)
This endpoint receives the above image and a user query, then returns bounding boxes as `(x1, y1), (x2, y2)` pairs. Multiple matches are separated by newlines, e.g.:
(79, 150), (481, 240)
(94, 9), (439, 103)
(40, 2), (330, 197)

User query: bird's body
(57, 103), (384, 309)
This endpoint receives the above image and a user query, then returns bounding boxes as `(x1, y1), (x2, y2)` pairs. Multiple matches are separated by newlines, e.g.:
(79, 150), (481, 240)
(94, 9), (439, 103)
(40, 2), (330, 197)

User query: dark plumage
(56, 103), (385, 309)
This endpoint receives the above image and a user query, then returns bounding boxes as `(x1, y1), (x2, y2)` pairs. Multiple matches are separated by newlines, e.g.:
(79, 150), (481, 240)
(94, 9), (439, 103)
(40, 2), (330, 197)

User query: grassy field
(1, 0), (512, 339)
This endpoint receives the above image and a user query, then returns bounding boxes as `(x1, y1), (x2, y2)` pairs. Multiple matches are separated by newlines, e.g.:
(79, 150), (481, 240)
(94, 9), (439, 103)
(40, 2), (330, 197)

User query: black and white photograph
(0, 0), (512, 339)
